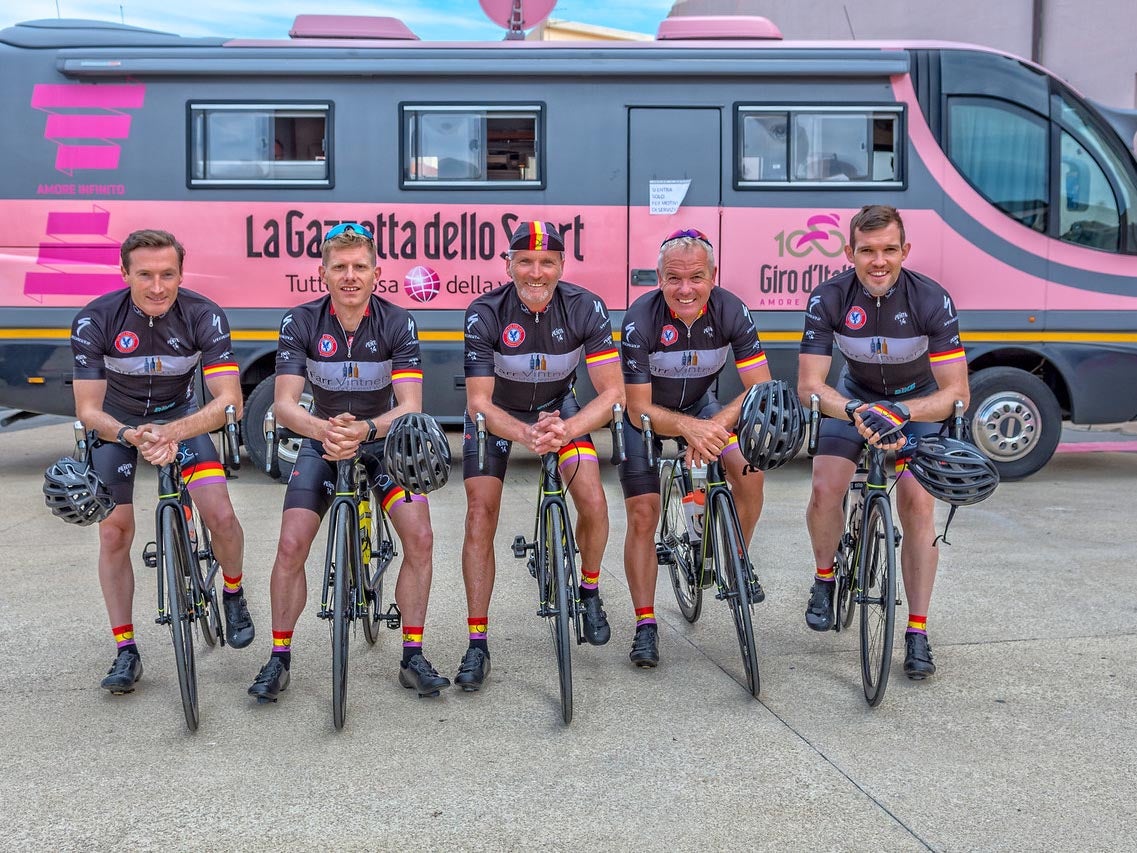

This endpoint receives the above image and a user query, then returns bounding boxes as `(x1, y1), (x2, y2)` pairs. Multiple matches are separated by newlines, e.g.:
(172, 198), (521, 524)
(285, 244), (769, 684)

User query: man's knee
(99, 510), (134, 553)
(625, 495), (660, 536)
(399, 518), (434, 563)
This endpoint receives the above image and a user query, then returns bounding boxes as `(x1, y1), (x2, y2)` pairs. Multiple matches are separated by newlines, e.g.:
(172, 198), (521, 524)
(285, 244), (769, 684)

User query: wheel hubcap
(972, 392), (1041, 461)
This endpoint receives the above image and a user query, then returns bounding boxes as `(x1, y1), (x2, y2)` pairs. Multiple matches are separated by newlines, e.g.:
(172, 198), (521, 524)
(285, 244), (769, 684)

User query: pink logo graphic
(404, 265), (441, 303)
(23, 208), (124, 301)
(845, 307), (867, 330)
(115, 331), (139, 353)
(32, 84), (145, 175)
(660, 325), (679, 346)
(318, 334), (338, 357)
(503, 324), (525, 347)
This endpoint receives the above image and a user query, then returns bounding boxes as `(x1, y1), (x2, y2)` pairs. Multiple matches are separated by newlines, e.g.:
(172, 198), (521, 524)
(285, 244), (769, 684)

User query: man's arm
(709, 360), (774, 433)
(560, 360), (626, 443)
(797, 352), (852, 418)
(465, 375), (536, 449)
(138, 372), (242, 446)
(906, 360), (969, 423)
(73, 379), (128, 444)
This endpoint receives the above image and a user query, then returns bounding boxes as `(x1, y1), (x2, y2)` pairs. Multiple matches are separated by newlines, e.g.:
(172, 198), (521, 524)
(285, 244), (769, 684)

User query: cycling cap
(737, 379), (806, 470)
(383, 412), (452, 495)
(508, 221), (565, 252)
(907, 435), (999, 506)
(43, 456), (115, 526)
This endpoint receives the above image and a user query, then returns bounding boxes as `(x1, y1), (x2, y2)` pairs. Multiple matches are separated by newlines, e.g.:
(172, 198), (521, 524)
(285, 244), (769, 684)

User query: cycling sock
(580, 568), (600, 598)
(402, 626), (424, 664)
(815, 566), (835, 583)
(906, 614), (928, 635)
(468, 617), (488, 652)
(113, 624), (137, 654)
(222, 573), (243, 595)
(635, 607), (656, 630)
(272, 630), (292, 668)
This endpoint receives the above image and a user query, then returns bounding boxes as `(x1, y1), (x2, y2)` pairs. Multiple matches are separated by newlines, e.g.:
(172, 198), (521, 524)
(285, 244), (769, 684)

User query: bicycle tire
(660, 461), (703, 623)
(859, 495), (897, 707)
(547, 503), (574, 724)
(834, 492), (859, 631)
(711, 493), (760, 697)
(193, 508), (222, 647)
(360, 505), (385, 646)
(161, 505), (199, 731)
(331, 503), (353, 730)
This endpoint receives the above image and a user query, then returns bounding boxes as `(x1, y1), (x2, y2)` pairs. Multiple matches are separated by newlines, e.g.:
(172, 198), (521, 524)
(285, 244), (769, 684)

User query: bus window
(402, 105), (542, 186)
(736, 106), (901, 187)
(948, 97), (1048, 232)
(189, 103), (330, 186)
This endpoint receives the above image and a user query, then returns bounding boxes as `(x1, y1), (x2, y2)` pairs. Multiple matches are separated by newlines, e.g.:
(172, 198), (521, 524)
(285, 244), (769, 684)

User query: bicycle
(645, 415), (763, 698)
(476, 405), (624, 725)
(264, 417), (402, 730)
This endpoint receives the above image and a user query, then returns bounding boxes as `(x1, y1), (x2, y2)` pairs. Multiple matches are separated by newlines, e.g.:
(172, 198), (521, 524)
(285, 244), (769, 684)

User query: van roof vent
(656, 15), (783, 41)
(289, 15), (419, 41)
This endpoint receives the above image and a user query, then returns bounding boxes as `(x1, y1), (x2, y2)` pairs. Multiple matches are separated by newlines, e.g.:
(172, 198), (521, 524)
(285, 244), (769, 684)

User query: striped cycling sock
(222, 572), (243, 596)
(402, 626), (424, 664)
(580, 568), (600, 598)
(815, 565), (835, 583)
(467, 617), (488, 652)
(272, 630), (292, 668)
(635, 607), (657, 631)
(113, 624), (137, 654)
(907, 614), (928, 635)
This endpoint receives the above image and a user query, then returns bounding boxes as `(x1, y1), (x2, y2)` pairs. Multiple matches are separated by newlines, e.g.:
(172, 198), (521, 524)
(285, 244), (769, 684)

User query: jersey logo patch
(845, 307), (867, 330)
(660, 325), (679, 346)
(318, 334), (338, 357)
(502, 323), (525, 348)
(115, 331), (139, 353)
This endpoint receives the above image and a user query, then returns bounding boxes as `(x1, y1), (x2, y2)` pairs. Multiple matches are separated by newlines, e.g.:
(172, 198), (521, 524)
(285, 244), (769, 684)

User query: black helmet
(383, 412), (451, 495)
(43, 456), (115, 526)
(907, 435), (999, 506)
(737, 379), (806, 470)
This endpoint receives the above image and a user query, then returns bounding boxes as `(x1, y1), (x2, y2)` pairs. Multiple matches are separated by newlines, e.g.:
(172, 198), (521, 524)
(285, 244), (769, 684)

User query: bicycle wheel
(192, 510), (222, 647)
(834, 493), (860, 631)
(360, 508), (386, 646)
(710, 493), (760, 697)
(660, 461), (702, 623)
(160, 505), (198, 731)
(859, 496), (897, 707)
(331, 504), (353, 730)
(546, 503), (574, 724)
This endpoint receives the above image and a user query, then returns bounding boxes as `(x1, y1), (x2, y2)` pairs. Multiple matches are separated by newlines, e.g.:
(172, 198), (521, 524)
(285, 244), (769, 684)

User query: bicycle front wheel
(331, 504), (353, 730)
(160, 505), (198, 731)
(545, 503), (574, 724)
(710, 494), (760, 698)
(660, 461), (702, 623)
(859, 496), (897, 707)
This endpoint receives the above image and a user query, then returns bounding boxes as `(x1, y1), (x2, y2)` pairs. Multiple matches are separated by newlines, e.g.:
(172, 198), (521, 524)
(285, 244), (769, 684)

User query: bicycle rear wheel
(710, 494), (760, 697)
(192, 509), (222, 647)
(834, 493), (859, 631)
(859, 496), (897, 707)
(545, 503), (574, 724)
(331, 504), (353, 730)
(161, 505), (198, 731)
(660, 461), (702, 623)
(360, 509), (386, 646)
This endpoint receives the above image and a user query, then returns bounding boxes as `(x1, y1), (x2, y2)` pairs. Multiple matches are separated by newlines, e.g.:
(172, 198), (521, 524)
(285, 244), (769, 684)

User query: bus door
(627, 108), (722, 306)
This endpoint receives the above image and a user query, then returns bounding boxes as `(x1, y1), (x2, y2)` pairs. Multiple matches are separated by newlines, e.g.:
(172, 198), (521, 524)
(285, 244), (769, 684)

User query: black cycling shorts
(282, 438), (413, 517)
(91, 431), (223, 507)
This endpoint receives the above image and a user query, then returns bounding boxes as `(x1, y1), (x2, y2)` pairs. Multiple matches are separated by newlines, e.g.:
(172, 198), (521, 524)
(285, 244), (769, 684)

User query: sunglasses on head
(660, 228), (713, 249)
(324, 222), (374, 242)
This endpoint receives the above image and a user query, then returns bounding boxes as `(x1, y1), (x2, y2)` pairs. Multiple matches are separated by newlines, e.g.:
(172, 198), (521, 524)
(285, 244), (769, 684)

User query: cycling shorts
(282, 438), (415, 518)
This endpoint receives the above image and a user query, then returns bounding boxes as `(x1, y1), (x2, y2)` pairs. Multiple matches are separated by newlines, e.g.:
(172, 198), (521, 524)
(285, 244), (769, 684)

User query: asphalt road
(1, 420), (1134, 851)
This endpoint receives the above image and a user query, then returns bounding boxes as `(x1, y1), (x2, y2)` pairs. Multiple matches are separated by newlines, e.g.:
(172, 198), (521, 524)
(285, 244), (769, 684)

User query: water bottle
(681, 488), (705, 542)
(690, 462), (708, 487)
(359, 497), (372, 565)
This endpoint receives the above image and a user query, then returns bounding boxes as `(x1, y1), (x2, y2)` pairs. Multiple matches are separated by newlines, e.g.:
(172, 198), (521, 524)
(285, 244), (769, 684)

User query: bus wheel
(967, 366), (1062, 481)
(242, 375), (313, 480)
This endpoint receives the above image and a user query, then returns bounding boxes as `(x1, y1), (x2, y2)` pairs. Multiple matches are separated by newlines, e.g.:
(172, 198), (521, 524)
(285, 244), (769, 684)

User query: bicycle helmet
(43, 456), (115, 526)
(907, 435), (1000, 506)
(737, 379), (806, 470)
(383, 412), (451, 495)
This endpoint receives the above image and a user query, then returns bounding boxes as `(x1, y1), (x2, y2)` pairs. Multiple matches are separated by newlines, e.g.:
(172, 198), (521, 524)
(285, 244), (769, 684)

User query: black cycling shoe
(580, 595), (611, 646)
(248, 657), (290, 703)
(454, 647), (490, 692)
(805, 580), (835, 631)
(904, 632), (937, 680)
(399, 654), (451, 697)
(750, 577), (767, 604)
(629, 625), (659, 668)
(223, 592), (256, 649)
(100, 650), (143, 694)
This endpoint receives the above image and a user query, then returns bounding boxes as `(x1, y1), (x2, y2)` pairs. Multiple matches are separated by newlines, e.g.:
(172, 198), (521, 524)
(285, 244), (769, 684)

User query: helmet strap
(932, 504), (959, 547)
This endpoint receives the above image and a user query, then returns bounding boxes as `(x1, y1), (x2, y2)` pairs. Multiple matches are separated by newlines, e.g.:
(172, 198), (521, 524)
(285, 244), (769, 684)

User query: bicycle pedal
(511, 535), (529, 558)
(142, 541), (158, 568)
(383, 603), (402, 630)
(526, 557), (537, 579)
(655, 544), (674, 564)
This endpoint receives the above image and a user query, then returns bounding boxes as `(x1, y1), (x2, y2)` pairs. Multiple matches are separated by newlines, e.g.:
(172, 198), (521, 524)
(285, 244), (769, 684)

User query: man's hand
(133, 422), (179, 466)
(682, 416), (732, 467)
(528, 409), (567, 455)
(855, 400), (911, 450)
(322, 413), (365, 461)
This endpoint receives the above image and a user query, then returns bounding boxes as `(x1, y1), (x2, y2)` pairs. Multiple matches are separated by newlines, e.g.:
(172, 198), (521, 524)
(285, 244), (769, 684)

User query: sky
(0, 0), (675, 41)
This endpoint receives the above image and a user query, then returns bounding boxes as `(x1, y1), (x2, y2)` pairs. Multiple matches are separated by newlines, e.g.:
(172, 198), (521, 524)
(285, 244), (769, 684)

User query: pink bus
(1, 13), (1135, 478)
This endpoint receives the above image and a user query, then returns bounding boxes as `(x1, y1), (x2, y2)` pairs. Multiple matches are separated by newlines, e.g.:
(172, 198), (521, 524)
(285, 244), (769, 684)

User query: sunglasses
(661, 228), (713, 249)
(324, 222), (374, 242)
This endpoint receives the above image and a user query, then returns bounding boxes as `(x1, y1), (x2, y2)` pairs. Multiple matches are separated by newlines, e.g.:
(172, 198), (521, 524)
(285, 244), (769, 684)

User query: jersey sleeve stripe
(585, 348), (620, 367)
(736, 351), (769, 372)
(202, 362), (239, 377)
(929, 347), (966, 365)
(391, 368), (424, 384)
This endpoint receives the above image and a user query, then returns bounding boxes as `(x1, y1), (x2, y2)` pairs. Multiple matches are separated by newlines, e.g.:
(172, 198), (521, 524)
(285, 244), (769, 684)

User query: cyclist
(247, 223), (450, 702)
(455, 220), (625, 690)
(71, 229), (253, 694)
(798, 205), (970, 680)
(618, 228), (773, 668)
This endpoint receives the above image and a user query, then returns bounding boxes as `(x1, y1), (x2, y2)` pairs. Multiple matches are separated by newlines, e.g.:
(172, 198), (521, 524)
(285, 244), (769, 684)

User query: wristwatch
(844, 399), (864, 423)
(364, 418), (377, 443)
(116, 425), (133, 446)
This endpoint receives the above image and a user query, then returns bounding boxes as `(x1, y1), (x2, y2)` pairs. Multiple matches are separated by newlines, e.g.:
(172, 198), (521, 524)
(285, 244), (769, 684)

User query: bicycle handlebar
(806, 394), (967, 451)
(223, 405), (241, 471)
(475, 412), (487, 474)
(640, 414), (655, 468)
(609, 403), (625, 465)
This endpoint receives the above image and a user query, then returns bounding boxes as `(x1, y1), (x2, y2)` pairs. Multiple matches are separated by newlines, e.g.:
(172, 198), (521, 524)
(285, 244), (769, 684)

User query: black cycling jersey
(463, 280), (618, 413)
(800, 268), (965, 400)
(276, 293), (422, 420)
(71, 288), (237, 419)
(620, 287), (768, 413)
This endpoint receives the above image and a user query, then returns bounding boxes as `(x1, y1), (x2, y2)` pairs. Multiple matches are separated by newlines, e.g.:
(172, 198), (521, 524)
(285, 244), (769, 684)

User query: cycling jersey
(463, 280), (619, 414)
(276, 293), (423, 420)
(620, 287), (768, 413)
(800, 268), (965, 400)
(71, 288), (237, 419)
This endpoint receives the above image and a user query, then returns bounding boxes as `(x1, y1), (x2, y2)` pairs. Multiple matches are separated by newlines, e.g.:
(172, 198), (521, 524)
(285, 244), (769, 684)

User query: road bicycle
(475, 405), (624, 724)
(264, 417), (401, 730)
(645, 415), (763, 698)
